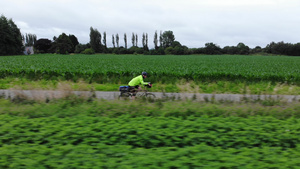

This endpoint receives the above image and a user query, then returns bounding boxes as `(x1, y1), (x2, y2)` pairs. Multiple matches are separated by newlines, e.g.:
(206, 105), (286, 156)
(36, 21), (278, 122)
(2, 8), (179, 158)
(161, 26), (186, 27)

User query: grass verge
(1, 77), (300, 95)
(1, 97), (300, 119)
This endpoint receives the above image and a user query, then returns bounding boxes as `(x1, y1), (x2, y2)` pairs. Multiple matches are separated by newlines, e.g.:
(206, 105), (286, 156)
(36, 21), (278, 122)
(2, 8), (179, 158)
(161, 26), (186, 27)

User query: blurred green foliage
(1, 99), (300, 168)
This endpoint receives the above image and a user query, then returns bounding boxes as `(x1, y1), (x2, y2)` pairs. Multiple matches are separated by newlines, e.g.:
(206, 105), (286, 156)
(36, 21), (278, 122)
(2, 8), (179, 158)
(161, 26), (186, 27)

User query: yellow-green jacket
(128, 75), (148, 86)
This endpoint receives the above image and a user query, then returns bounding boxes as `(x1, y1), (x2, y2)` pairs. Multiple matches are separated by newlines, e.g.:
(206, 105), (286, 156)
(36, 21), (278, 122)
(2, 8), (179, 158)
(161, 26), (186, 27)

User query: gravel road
(1, 89), (299, 103)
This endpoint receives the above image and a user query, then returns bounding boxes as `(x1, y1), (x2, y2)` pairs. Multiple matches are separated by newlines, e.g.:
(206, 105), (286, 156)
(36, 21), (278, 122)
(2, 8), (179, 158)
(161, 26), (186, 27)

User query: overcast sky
(1, 0), (300, 48)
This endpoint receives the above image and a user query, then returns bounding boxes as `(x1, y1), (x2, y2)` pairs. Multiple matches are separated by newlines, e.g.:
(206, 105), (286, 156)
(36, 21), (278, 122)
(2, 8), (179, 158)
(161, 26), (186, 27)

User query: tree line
(1, 14), (300, 56)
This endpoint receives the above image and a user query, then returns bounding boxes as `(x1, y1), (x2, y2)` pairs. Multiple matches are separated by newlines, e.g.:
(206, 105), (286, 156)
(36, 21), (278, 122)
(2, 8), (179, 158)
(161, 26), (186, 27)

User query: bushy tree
(291, 43), (300, 56)
(265, 41), (300, 56)
(236, 42), (250, 55)
(74, 43), (90, 54)
(161, 30), (175, 48)
(204, 43), (222, 55)
(81, 48), (95, 54)
(68, 34), (79, 53)
(119, 47), (128, 54)
(53, 33), (73, 54)
(163, 41), (189, 55)
(250, 46), (262, 54)
(164, 47), (174, 55)
(89, 27), (102, 52)
(222, 46), (238, 55)
(128, 46), (143, 54)
(34, 38), (52, 53)
(0, 15), (23, 55)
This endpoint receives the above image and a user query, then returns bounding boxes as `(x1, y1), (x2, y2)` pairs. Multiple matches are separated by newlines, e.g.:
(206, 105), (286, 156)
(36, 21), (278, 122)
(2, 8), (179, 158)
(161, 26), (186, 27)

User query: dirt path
(1, 89), (299, 103)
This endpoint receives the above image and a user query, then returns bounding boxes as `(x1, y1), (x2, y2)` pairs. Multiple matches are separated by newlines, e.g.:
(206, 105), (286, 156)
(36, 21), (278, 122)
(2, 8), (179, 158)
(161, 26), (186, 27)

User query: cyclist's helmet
(142, 72), (148, 76)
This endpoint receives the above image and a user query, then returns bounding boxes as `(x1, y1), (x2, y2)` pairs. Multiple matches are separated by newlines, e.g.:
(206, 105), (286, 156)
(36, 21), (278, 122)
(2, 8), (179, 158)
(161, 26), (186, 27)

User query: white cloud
(1, 0), (300, 48)
(15, 21), (30, 29)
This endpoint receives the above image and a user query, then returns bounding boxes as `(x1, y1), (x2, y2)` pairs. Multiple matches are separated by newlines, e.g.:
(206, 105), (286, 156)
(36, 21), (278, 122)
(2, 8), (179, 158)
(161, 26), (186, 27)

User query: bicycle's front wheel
(145, 93), (156, 99)
(136, 92), (156, 99)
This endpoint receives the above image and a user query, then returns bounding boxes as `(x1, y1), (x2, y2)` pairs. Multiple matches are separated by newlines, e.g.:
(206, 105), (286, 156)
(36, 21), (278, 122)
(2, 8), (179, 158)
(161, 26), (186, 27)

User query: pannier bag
(119, 86), (129, 92)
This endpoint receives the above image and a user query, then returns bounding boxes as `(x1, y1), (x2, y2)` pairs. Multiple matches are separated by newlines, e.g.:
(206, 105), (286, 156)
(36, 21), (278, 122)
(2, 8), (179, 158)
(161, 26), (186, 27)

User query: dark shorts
(128, 85), (139, 96)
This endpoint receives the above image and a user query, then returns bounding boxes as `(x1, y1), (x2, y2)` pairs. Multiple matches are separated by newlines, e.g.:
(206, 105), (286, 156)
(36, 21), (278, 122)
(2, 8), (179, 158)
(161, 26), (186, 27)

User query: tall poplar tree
(124, 33), (127, 49)
(131, 33), (135, 47)
(135, 34), (138, 47)
(103, 31), (107, 49)
(112, 34), (115, 48)
(159, 31), (163, 48)
(153, 31), (158, 49)
(116, 33), (119, 48)
(146, 33), (148, 50)
(142, 33), (146, 49)
(142, 33), (148, 50)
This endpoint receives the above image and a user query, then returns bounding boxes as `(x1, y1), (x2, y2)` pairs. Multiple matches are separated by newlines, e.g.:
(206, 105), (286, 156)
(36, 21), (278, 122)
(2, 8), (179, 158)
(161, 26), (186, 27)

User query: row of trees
(33, 33), (79, 54)
(1, 14), (300, 56)
(85, 27), (176, 54)
(23, 33), (37, 47)
(188, 42), (300, 56)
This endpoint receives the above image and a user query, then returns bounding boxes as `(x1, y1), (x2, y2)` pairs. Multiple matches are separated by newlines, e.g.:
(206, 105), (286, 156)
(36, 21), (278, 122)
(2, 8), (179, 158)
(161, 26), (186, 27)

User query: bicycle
(119, 83), (156, 99)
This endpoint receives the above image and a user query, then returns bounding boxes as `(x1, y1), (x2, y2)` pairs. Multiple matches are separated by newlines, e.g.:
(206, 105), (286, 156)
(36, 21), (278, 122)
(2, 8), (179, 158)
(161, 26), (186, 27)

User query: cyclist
(128, 72), (150, 99)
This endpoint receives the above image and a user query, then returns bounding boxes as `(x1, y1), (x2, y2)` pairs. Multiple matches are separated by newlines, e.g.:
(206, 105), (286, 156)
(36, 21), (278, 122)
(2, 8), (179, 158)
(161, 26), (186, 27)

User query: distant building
(24, 46), (34, 55)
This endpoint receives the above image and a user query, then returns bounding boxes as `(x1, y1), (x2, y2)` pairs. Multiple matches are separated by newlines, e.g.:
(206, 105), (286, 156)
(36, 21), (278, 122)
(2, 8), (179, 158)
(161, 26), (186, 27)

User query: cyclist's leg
(137, 86), (141, 92)
(133, 85), (141, 100)
(128, 86), (137, 100)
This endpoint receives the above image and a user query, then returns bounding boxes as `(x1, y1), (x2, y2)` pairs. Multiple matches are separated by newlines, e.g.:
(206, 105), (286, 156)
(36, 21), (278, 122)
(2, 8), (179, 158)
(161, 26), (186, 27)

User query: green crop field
(1, 54), (300, 84)
(1, 99), (300, 168)
(2, 54), (300, 94)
